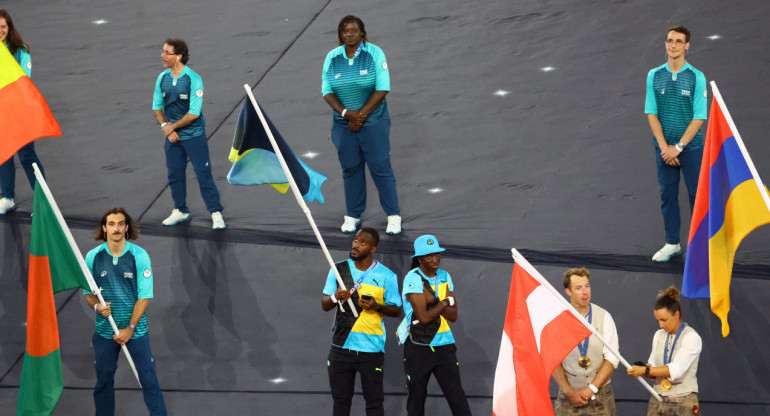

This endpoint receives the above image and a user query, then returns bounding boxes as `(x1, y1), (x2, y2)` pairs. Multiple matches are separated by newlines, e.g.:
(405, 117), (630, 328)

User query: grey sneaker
(386, 215), (402, 235)
(0, 198), (16, 214)
(652, 243), (682, 262)
(162, 209), (190, 226)
(341, 216), (360, 233)
(211, 212), (226, 230)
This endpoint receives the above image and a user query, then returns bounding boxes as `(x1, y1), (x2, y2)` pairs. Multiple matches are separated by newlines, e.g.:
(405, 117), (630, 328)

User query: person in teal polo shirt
(645, 26), (707, 262)
(322, 15), (401, 235)
(401, 235), (471, 415)
(152, 38), (225, 229)
(84, 208), (166, 415)
(0, 9), (46, 215)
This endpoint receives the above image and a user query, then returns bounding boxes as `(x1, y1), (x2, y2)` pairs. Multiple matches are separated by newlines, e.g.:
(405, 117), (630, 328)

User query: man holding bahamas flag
(682, 81), (770, 337)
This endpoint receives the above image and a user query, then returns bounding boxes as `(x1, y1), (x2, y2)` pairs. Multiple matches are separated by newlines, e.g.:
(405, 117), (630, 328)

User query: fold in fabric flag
(683, 85), (770, 337)
(227, 98), (327, 204)
(0, 43), (61, 165)
(17, 182), (90, 416)
(493, 261), (593, 416)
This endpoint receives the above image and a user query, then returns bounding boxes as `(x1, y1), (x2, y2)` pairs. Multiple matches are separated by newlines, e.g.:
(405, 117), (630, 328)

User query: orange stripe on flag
(27, 255), (61, 357)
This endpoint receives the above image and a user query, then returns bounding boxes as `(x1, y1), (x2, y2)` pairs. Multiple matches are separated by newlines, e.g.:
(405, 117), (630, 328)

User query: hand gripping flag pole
(242, 84), (358, 317)
(32, 163), (142, 387)
(511, 249), (662, 402)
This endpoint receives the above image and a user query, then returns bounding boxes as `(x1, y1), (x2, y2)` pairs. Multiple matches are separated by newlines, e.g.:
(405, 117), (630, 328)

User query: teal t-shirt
(322, 42), (390, 127)
(323, 259), (402, 352)
(84, 242), (153, 339)
(402, 268), (456, 347)
(7, 44), (31, 77)
(645, 61), (707, 150)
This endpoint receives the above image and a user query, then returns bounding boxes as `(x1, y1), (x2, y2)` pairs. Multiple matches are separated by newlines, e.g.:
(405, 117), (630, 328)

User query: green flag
(17, 182), (89, 416)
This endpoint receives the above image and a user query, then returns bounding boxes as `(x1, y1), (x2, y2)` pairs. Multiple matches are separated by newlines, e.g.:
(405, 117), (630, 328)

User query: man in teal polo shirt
(645, 26), (707, 262)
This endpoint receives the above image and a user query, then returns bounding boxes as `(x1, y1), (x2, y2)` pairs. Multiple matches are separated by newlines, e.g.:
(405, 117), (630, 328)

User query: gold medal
(660, 379), (673, 392)
(578, 356), (591, 369)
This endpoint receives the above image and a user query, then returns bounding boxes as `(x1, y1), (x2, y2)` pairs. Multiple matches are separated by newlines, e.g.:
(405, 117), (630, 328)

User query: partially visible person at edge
(645, 25), (707, 262)
(83, 208), (167, 415)
(0, 9), (46, 215)
(628, 286), (702, 416)
(400, 235), (472, 415)
(321, 227), (402, 416)
(552, 267), (619, 416)
(152, 38), (225, 229)
(322, 15), (401, 235)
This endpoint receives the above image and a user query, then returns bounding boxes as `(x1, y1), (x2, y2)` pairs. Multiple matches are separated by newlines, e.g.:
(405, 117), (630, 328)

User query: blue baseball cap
(412, 235), (445, 258)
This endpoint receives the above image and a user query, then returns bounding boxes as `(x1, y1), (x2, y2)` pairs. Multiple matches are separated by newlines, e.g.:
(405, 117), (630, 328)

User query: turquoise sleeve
(692, 70), (708, 120)
(135, 249), (154, 299)
(152, 73), (165, 110)
(644, 69), (657, 115)
(188, 73), (204, 116)
(373, 46), (390, 91)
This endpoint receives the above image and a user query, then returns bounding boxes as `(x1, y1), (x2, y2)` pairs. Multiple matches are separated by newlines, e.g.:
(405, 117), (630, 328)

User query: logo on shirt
(660, 88), (665, 95)
(124, 272), (134, 279)
(382, 61), (387, 70)
(26, 62), (32, 70)
(360, 69), (368, 76)
(681, 89), (691, 97)
(143, 269), (152, 278)
(162, 92), (166, 97)
(703, 90), (708, 98)
(100, 271), (107, 277)
(180, 94), (189, 100)
(196, 89), (203, 98)
(335, 73), (341, 79)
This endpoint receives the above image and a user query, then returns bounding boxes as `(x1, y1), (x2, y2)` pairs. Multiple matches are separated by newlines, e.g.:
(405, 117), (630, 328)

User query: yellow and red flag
(0, 43), (61, 164)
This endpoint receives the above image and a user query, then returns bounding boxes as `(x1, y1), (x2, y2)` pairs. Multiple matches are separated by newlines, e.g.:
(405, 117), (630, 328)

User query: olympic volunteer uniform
(322, 258), (401, 416)
(555, 303), (619, 416)
(84, 242), (166, 415)
(401, 268), (471, 416)
(321, 42), (399, 219)
(152, 66), (222, 215)
(645, 62), (707, 246)
(0, 45), (45, 209)
(646, 324), (701, 416)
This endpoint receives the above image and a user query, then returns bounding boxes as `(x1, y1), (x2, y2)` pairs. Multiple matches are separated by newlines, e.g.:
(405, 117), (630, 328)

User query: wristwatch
(128, 323), (136, 331)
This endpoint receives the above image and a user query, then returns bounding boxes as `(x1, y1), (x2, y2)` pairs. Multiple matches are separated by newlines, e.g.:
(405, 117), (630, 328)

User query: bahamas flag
(683, 82), (770, 337)
(0, 43), (61, 165)
(227, 98), (327, 204)
(17, 182), (90, 415)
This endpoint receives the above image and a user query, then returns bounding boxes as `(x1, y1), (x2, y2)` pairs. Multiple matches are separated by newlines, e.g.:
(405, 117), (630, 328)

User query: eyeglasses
(162, 50), (178, 56)
(665, 39), (687, 46)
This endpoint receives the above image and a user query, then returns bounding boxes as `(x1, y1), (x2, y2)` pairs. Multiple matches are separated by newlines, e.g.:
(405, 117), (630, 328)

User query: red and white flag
(493, 253), (593, 416)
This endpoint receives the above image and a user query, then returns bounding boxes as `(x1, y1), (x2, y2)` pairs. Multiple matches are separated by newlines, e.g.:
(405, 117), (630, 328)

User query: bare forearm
(358, 90), (388, 116)
(679, 119), (704, 146)
(591, 360), (616, 388)
(130, 299), (150, 327)
(647, 114), (668, 148)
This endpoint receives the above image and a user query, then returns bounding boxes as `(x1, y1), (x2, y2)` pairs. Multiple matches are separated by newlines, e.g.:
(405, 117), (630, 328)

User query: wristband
(645, 365), (651, 376)
(128, 323), (136, 331)
(160, 122), (169, 128)
(341, 109), (347, 118)
(675, 144), (683, 152)
(677, 140), (686, 149)
(331, 293), (339, 304)
(447, 296), (455, 307)
(94, 303), (99, 312)
(588, 383), (599, 394)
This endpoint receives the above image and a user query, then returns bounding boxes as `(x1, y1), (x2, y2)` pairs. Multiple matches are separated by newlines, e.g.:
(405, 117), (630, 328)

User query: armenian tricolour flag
(227, 97), (327, 204)
(0, 43), (61, 164)
(683, 82), (770, 337)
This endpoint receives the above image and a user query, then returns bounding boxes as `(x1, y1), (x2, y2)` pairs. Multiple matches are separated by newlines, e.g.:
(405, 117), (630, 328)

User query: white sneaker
(0, 198), (15, 214)
(341, 216), (360, 233)
(211, 212), (226, 230)
(652, 243), (682, 262)
(386, 215), (402, 235)
(162, 209), (190, 226)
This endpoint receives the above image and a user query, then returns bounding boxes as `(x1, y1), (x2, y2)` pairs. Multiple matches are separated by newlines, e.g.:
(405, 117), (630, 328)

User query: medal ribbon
(664, 322), (686, 365)
(349, 260), (377, 294)
(577, 304), (593, 357)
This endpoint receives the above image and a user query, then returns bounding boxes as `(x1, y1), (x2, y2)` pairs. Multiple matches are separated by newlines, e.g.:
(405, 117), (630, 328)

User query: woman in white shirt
(628, 286), (701, 415)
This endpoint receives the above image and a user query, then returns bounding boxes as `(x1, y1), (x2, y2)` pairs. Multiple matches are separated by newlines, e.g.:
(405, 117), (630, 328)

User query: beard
(349, 250), (366, 262)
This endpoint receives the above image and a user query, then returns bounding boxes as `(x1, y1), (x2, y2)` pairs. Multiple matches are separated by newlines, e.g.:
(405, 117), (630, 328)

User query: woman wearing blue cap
(400, 235), (471, 415)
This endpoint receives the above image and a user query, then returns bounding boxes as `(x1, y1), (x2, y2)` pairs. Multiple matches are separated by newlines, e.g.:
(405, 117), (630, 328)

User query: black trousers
(403, 339), (472, 416)
(327, 346), (385, 416)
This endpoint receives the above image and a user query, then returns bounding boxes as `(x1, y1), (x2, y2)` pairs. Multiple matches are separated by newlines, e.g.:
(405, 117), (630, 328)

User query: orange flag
(0, 43), (61, 164)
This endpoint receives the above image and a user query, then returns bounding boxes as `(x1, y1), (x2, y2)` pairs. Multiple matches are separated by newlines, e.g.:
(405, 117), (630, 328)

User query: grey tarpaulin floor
(2, 0), (770, 414)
